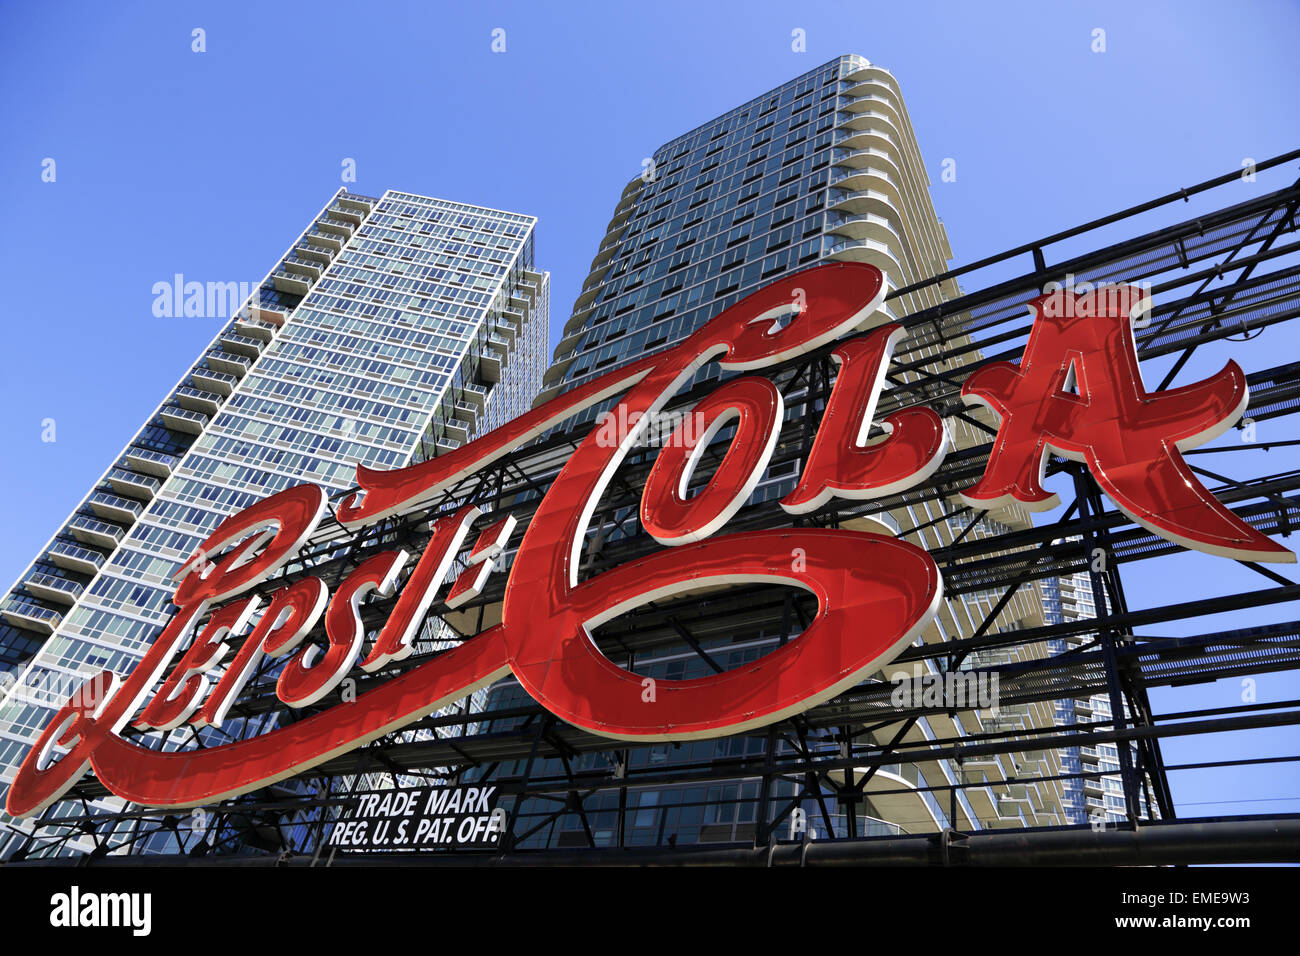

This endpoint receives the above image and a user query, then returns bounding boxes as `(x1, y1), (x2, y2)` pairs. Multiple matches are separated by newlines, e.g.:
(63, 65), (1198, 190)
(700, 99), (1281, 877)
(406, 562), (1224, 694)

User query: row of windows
(311, 289), (483, 327)
(659, 61), (842, 159)
(86, 573), (171, 618)
(566, 238), (822, 381)
(190, 433), (381, 486)
(104, 545), (181, 583)
(380, 195), (534, 229)
(652, 99), (841, 192)
(313, 277), (488, 317)
(176, 455), (299, 498)
(206, 410), (414, 461)
(120, 522), (204, 562)
(637, 130), (835, 235)
(243, 355), (443, 412)
(225, 389), (426, 434)
(272, 326), (469, 372)
(343, 234), (515, 273)
(256, 352), (451, 394)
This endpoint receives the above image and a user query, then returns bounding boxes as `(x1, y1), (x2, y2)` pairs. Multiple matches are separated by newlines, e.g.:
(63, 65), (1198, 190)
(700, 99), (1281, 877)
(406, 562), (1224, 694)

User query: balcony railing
(444, 418), (472, 443)
(205, 351), (251, 377)
(48, 540), (106, 574)
(123, 447), (177, 477)
(460, 381), (489, 411)
(283, 262), (322, 284)
(25, 572), (84, 605)
(272, 268), (312, 294)
(479, 348), (503, 384)
(89, 491), (143, 523)
(175, 385), (223, 415)
(192, 367), (240, 395)
(305, 228), (343, 249)
(107, 467), (161, 500)
(327, 202), (366, 224)
(294, 240), (335, 264)
(219, 332), (264, 358)
(316, 216), (354, 235)
(160, 405), (210, 435)
(1, 598), (63, 634)
(69, 515), (125, 547)
(235, 315), (281, 343)
(830, 165), (898, 190)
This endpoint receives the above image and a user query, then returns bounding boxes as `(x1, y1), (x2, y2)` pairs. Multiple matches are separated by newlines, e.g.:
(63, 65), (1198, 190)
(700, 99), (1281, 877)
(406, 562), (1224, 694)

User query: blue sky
(1, 0), (1297, 824)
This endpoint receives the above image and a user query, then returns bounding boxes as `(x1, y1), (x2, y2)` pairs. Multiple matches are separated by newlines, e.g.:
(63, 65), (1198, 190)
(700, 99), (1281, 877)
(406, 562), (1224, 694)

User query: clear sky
(1, 0), (1297, 826)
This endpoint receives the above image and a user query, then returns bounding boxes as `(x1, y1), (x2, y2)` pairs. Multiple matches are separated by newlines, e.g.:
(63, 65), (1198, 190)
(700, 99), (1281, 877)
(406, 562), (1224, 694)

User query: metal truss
(7, 151), (1300, 866)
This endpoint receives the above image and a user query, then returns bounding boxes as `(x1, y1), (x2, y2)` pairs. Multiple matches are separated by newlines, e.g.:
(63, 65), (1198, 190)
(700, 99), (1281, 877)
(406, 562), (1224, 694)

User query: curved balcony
(825, 210), (901, 243)
(822, 237), (904, 291)
(831, 162), (902, 194)
(590, 240), (620, 270)
(829, 188), (903, 231)
(839, 105), (905, 138)
(573, 284), (603, 310)
(531, 382), (563, 408)
(541, 354), (576, 387)
(824, 215), (910, 283)
(833, 146), (899, 170)
(842, 71), (903, 103)
(826, 764), (946, 834)
(562, 303), (597, 339)
(835, 117), (901, 148)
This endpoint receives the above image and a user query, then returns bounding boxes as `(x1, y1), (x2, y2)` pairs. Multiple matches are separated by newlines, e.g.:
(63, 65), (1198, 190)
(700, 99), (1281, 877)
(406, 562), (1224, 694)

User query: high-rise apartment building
(473, 55), (1070, 846)
(539, 54), (955, 413)
(0, 189), (549, 854)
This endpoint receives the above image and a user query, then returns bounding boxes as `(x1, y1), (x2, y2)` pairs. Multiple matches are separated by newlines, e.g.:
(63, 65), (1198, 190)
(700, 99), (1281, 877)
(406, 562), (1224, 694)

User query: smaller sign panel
(326, 785), (502, 851)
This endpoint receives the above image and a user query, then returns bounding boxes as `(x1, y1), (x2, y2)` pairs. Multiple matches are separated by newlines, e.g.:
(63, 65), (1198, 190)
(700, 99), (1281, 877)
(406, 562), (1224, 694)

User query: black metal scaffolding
(6, 152), (1300, 866)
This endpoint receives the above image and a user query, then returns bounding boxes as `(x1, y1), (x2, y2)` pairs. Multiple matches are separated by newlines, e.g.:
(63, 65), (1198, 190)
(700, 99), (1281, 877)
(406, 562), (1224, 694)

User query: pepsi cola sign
(7, 262), (1288, 818)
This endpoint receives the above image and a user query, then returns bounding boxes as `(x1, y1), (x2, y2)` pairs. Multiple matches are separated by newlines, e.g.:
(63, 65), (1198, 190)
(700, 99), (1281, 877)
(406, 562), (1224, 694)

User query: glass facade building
(540, 54), (955, 414)
(0, 189), (549, 856)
